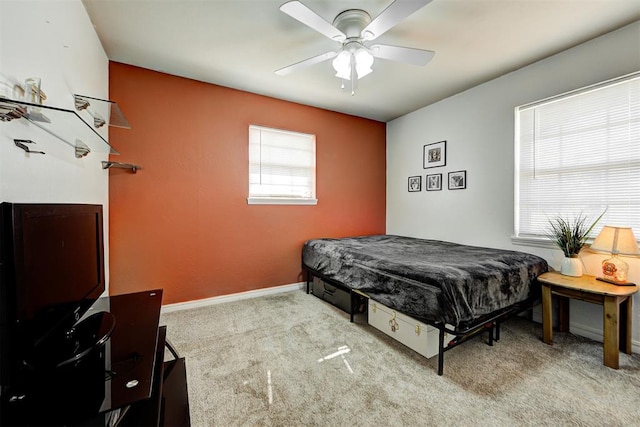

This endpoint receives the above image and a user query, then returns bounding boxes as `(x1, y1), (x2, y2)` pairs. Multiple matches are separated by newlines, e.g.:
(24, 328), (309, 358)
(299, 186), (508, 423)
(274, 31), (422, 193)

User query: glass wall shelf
(0, 97), (119, 156)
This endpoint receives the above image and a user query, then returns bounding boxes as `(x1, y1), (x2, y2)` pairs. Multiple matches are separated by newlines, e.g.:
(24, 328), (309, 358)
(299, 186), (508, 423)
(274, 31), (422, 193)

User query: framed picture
(423, 141), (446, 169)
(448, 170), (467, 190)
(408, 176), (422, 192)
(426, 173), (442, 191)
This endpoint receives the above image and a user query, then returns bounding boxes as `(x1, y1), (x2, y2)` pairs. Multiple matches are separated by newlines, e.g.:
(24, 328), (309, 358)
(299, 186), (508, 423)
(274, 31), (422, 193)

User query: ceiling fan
(275, 0), (435, 95)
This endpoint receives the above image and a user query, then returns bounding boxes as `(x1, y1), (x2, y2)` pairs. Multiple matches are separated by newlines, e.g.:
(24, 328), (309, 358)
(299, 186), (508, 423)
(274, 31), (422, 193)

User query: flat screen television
(0, 203), (113, 390)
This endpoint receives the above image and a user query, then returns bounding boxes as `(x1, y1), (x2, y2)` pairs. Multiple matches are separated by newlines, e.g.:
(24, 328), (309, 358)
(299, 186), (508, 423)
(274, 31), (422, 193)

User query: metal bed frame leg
(349, 291), (355, 323)
(488, 323), (494, 346)
(437, 325), (445, 376)
(349, 290), (366, 323)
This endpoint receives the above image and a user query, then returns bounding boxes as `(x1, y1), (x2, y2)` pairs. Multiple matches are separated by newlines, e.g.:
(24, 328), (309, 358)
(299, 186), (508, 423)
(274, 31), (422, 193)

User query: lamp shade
(590, 226), (640, 255)
(354, 48), (373, 79)
(332, 50), (352, 80)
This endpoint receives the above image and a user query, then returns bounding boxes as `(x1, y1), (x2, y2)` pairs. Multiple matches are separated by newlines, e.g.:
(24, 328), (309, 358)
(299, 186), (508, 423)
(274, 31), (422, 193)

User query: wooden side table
(538, 271), (638, 369)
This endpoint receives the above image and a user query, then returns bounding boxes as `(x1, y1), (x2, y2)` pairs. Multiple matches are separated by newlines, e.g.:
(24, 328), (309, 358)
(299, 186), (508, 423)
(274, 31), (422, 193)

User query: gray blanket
(302, 235), (548, 327)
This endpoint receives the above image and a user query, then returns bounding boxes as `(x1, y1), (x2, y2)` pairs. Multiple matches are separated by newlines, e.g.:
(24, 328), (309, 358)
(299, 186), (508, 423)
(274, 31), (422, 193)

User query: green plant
(547, 211), (606, 257)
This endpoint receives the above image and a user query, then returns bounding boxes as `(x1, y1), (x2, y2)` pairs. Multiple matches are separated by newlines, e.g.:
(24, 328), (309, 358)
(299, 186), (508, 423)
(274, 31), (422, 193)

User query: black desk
(0, 290), (190, 426)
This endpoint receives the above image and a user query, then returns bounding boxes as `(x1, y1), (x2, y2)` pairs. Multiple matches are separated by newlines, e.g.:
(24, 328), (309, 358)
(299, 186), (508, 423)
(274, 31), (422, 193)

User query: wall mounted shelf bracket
(101, 161), (142, 173)
(14, 139), (45, 155)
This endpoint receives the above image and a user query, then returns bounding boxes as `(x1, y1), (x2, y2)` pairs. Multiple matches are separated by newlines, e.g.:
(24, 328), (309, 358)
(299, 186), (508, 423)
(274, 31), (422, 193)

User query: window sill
(510, 235), (640, 257)
(247, 197), (318, 206)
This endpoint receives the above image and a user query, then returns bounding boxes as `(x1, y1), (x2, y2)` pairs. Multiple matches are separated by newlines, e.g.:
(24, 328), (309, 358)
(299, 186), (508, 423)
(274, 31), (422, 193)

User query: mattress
(302, 235), (548, 327)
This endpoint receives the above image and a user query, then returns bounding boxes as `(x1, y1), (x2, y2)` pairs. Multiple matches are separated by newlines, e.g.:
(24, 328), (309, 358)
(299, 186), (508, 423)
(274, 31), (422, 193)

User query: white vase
(560, 256), (583, 277)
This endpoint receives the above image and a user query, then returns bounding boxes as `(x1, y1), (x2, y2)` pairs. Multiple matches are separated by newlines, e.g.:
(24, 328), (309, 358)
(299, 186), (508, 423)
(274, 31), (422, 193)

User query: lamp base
(596, 277), (636, 286)
(600, 254), (630, 284)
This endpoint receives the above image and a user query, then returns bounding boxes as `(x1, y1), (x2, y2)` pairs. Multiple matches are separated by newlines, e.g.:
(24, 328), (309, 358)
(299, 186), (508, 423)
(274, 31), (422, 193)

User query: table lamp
(590, 226), (639, 285)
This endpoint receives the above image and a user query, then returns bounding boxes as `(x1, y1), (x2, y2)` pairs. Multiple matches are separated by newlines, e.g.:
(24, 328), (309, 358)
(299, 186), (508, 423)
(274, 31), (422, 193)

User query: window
(248, 125), (317, 205)
(515, 72), (640, 243)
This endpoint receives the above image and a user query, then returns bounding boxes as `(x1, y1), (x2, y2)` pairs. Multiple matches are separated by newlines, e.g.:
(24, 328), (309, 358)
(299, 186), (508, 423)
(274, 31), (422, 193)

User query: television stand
(0, 290), (190, 426)
(61, 311), (117, 369)
(119, 326), (190, 426)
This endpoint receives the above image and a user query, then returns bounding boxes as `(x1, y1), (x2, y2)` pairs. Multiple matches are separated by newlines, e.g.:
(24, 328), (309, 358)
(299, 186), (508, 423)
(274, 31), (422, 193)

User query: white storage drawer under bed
(367, 299), (454, 359)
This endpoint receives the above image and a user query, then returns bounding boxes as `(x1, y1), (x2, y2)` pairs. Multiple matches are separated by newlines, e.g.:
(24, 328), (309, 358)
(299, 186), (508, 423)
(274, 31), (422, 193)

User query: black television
(0, 203), (113, 390)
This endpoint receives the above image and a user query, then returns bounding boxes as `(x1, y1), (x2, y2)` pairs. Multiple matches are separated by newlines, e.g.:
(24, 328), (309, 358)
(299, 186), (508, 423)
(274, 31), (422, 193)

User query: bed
(302, 235), (548, 375)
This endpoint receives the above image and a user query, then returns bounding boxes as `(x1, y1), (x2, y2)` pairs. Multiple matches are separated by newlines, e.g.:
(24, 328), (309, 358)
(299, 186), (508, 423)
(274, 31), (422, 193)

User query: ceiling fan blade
(370, 44), (434, 66)
(275, 51), (338, 76)
(280, 1), (346, 41)
(362, 0), (433, 41)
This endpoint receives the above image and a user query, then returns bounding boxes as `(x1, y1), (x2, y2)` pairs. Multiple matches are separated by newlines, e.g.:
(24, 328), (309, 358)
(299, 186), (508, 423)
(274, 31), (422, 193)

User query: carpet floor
(160, 290), (640, 426)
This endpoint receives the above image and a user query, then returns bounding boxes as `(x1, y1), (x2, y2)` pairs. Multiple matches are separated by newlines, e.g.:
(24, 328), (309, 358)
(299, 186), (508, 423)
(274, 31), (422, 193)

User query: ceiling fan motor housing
(332, 9), (372, 40)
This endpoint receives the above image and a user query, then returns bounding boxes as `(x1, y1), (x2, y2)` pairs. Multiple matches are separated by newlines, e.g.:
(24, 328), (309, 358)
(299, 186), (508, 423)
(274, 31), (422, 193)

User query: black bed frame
(303, 264), (536, 376)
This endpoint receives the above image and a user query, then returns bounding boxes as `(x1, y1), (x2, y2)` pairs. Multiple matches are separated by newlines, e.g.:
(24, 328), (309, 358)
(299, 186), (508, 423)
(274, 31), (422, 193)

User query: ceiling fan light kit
(332, 47), (373, 95)
(276, 0), (435, 95)
(331, 43), (373, 77)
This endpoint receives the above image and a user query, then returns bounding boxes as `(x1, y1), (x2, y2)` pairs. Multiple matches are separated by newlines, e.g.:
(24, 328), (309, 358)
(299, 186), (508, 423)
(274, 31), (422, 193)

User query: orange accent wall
(108, 62), (386, 304)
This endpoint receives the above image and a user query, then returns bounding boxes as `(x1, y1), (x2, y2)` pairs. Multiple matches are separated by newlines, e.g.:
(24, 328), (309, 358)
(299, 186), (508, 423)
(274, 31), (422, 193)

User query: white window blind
(248, 125), (317, 205)
(515, 72), (640, 241)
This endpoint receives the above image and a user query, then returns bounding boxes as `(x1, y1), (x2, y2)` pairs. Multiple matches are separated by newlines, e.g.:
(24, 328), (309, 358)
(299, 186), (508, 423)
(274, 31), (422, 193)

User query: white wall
(387, 22), (640, 350)
(0, 0), (110, 287)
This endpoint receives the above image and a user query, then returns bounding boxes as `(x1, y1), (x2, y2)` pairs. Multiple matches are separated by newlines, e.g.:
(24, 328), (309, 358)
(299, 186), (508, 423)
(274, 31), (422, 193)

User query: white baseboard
(531, 311), (640, 354)
(567, 322), (640, 355)
(161, 282), (305, 314)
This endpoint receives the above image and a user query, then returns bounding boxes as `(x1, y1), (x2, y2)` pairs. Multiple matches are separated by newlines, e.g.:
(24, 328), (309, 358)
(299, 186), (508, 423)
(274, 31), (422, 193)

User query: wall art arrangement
(408, 140), (468, 192)
(426, 173), (442, 191)
(408, 176), (422, 192)
(448, 170), (466, 190)
(423, 140), (446, 169)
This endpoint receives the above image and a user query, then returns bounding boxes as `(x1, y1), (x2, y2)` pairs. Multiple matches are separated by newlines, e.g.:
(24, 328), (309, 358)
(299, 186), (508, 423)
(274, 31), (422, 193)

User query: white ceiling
(81, 0), (640, 122)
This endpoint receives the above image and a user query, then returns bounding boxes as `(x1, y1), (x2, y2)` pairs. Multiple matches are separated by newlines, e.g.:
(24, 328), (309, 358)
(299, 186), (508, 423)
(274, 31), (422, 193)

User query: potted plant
(547, 211), (605, 276)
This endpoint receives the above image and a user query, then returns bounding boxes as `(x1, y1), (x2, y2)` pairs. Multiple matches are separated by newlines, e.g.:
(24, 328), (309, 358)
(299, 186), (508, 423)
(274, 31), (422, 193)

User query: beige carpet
(160, 290), (640, 426)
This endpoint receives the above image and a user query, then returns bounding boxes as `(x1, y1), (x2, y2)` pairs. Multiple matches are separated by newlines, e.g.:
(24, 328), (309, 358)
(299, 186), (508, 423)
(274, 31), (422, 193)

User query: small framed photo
(448, 170), (467, 190)
(423, 141), (446, 169)
(408, 176), (422, 192)
(426, 173), (442, 191)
